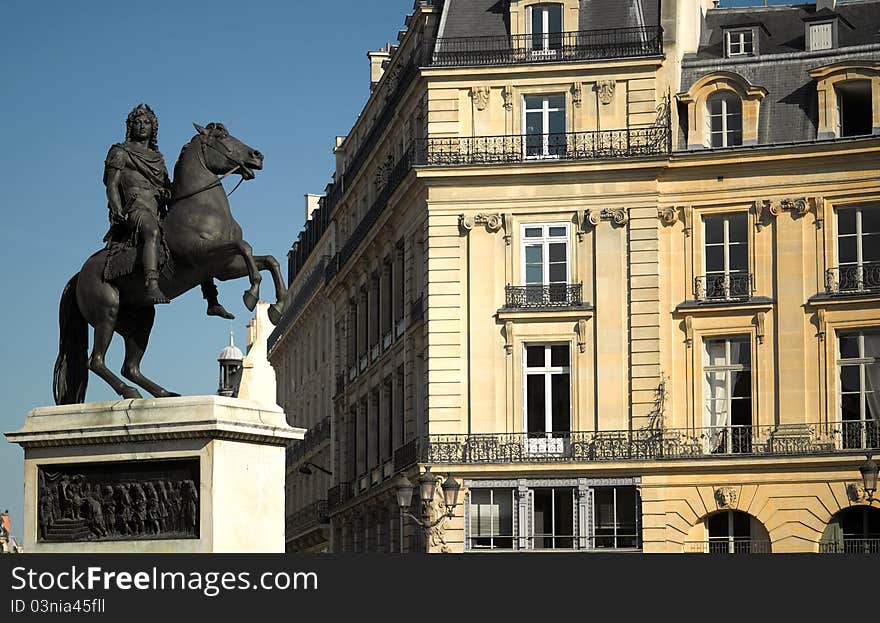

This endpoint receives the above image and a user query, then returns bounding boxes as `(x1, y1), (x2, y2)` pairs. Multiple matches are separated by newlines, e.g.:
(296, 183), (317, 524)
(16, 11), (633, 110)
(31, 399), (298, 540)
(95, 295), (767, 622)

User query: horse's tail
(53, 273), (89, 405)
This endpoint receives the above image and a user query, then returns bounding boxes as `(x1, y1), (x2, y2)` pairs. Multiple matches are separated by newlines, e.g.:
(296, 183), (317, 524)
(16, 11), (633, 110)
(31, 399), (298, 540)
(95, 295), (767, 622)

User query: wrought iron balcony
(505, 283), (583, 309)
(683, 539), (772, 554)
(421, 422), (871, 464)
(414, 125), (670, 166)
(410, 294), (424, 323)
(430, 26), (663, 67)
(394, 437), (420, 472)
(327, 481), (353, 511)
(825, 262), (880, 295)
(693, 273), (754, 302)
(819, 538), (880, 554)
(286, 499), (328, 538)
(287, 416), (331, 466)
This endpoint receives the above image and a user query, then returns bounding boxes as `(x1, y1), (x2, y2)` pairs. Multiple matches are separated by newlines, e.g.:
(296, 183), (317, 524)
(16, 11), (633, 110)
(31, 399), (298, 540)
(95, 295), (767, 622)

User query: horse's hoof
(243, 290), (258, 311)
(267, 303), (283, 325)
(121, 387), (143, 400)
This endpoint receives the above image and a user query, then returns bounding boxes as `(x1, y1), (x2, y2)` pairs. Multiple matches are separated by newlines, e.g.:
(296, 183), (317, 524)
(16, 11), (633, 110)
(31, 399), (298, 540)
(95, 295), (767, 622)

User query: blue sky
(0, 0), (800, 539)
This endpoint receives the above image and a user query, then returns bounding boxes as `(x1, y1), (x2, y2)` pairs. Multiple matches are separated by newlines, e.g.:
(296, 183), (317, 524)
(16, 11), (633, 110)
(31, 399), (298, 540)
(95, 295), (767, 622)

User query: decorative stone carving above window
(459, 213), (505, 236)
(571, 82), (583, 108)
(714, 486), (738, 509)
(756, 197), (813, 231)
(583, 208), (628, 228)
(677, 71), (768, 149)
(595, 80), (616, 105)
(502, 85), (514, 111)
(846, 482), (868, 503)
(470, 86), (490, 111)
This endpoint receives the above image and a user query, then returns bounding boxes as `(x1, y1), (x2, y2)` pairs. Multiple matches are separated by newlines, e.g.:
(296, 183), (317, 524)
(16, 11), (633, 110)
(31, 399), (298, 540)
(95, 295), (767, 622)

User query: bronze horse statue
(53, 123), (287, 404)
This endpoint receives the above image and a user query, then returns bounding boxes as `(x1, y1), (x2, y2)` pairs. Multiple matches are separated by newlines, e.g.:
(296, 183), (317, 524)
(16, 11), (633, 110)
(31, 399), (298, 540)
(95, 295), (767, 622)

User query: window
(707, 511), (760, 553)
(529, 4), (563, 53)
(393, 242), (405, 325)
(521, 223), (570, 304)
(702, 213), (750, 300)
(533, 488), (574, 549)
(837, 329), (880, 449)
(836, 80), (873, 137)
(707, 92), (743, 148)
(836, 206), (880, 292)
(524, 94), (566, 158)
(594, 487), (640, 549)
(725, 29), (753, 57)
(523, 344), (571, 452)
(809, 22), (833, 51)
(822, 507), (880, 553)
(381, 260), (392, 343)
(469, 489), (514, 550)
(703, 336), (752, 454)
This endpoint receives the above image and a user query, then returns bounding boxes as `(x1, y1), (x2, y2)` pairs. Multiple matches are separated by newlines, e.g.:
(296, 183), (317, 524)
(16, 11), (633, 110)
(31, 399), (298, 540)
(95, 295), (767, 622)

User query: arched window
(707, 92), (743, 148)
(821, 506), (880, 553)
(686, 510), (771, 553)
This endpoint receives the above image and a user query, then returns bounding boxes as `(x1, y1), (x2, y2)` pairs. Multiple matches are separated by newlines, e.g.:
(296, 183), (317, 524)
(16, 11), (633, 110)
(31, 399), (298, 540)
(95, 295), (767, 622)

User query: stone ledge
(5, 395), (305, 449)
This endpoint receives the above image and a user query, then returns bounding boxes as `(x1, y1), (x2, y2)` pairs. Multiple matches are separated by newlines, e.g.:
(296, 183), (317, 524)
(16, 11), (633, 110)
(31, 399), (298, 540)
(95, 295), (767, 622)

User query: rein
(167, 136), (248, 205)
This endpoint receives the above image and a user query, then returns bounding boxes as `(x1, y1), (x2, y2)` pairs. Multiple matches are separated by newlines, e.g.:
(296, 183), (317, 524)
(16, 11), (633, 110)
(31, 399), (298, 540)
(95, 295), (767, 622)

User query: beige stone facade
(269, 0), (880, 553)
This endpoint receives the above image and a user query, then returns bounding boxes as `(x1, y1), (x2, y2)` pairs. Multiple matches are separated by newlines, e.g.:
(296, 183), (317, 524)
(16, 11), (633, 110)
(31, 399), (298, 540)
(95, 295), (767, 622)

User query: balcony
(683, 539), (772, 554)
(825, 262), (880, 296)
(693, 273), (754, 303)
(286, 416), (331, 466)
(414, 125), (670, 167)
(421, 422), (871, 464)
(819, 538), (880, 554)
(327, 481), (353, 511)
(430, 26), (663, 68)
(286, 499), (328, 538)
(394, 437), (420, 472)
(410, 294), (424, 323)
(505, 283), (583, 309)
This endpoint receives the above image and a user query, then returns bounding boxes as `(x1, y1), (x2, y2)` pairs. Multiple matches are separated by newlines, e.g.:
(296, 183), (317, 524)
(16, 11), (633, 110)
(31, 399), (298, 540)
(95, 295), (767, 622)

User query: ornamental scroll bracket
(504, 321), (514, 355)
(583, 208), (628, 229)
(459, 213), (504, 236)
(685, 316), (694, 347)
(576, 318), (588, 353)
(572, 82), (583, 108)
(658, 206), (678, 227)
(502, 85), (514, 111)
(682, 205), (694, 237)
(755, 311), (766, 345)
(817, 308), (826, 341)
(595, 80), (616, 106)
(470, 86), (490, 111)
(757, 197), (811, 231)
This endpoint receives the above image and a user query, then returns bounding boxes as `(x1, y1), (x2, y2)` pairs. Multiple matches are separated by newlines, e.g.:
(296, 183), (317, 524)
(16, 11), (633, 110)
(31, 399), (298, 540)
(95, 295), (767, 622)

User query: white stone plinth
(5, 396), (304, 553)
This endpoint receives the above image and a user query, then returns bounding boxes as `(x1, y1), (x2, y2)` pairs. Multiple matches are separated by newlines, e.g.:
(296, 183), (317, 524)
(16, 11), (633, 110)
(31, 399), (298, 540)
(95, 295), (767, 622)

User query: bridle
(168, 133), (251, 205)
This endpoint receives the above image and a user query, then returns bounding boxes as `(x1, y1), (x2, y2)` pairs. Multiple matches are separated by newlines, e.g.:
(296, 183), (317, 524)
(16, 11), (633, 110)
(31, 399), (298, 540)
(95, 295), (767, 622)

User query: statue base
(5, 396), (304, 553)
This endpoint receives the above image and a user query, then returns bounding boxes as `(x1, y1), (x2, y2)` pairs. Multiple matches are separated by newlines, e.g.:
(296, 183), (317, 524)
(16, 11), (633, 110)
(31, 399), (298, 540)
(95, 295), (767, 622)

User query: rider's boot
(201, 281), (235, 319)
(145, 270), (170, 305)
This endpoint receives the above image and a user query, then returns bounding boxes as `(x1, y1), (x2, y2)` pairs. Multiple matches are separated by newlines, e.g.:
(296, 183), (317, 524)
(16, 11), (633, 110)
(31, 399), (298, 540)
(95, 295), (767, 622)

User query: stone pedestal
(4, 396), (304, 553)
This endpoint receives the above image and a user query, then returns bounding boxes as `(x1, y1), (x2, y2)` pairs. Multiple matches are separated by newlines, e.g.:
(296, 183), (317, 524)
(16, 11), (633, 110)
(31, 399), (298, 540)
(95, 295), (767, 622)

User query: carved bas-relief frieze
(37, 459), (200, 543)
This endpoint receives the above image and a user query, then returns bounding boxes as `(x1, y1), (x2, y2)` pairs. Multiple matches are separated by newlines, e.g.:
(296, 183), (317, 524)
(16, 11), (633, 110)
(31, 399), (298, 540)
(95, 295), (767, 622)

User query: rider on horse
(103, 104), (235, 318)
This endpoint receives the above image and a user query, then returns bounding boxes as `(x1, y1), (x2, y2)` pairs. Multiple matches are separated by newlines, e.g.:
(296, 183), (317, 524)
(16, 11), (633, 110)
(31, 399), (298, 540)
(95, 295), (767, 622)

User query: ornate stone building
(269, 0), (880, 553)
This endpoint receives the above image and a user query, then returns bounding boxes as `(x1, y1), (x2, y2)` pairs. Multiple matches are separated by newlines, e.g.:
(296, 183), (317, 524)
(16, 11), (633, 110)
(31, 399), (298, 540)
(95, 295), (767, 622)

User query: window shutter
(463, 491), (471, 550)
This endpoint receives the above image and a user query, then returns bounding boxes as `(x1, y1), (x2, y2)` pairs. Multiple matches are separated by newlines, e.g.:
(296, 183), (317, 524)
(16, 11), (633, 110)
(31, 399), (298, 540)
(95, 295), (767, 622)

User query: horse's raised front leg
(253, 255), (287, 324)
(236, 240), (262, 311)
(117, 306), (179, 398)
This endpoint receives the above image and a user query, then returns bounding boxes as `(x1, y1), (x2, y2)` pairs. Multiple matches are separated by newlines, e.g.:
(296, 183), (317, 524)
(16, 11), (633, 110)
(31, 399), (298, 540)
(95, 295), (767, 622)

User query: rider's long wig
(125, 103), (159, 151)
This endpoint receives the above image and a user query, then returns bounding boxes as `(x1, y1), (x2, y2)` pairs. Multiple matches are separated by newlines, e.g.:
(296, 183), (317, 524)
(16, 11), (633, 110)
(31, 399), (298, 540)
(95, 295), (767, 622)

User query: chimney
(367, 44), (392, 92)
(304, 193), (322, 222)
(816, 0), (836, 10)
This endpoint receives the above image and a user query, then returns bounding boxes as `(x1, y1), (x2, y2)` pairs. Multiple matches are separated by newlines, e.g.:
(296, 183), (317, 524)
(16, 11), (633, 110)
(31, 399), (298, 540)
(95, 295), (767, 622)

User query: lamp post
(859, 452), (878, 505)
(298, 461), (333, 476)
(394, 466), (460, 552)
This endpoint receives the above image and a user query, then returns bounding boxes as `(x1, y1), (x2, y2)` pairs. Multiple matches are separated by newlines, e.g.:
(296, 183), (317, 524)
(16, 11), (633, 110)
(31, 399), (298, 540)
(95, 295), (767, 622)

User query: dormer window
(725, 29), (753, 57)
(529, 4), (563, 53)
(809, 22), (834, 51)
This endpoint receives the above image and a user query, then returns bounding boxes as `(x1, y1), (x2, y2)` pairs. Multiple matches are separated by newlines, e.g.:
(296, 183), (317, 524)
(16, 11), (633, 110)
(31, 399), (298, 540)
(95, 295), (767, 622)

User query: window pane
(525, 244), (543, 264)
(548, 262), (566, 283)
(705, 246), (725, 272)
(533, 489), (553, 547)
(524, 96), (542, 111)
(526, 345), (545, 368)
(728, 244), (748, 272)
(838, 210), (857, 235)
(709, 97), (723, 116)
(840, 365), (860, 393)
(839, 333), (860, 359)
(526, 374), (546, 433)
(707, 512), (730, 538)
(550, 345), (569, 367)
(710, 114), (723, 132)
(864, 331), (880, 358)
(731, 398), (752, 427)
(838, 236), (858, 265)
(526, 110), (543, 135)
(863, 235), (880, 262)
(547, 6), (562, 34)
(733, 339), (751, 365)
(705, 217), (724, 244)
(548, 108), (565, 135)
(531, 6), (544, 35)
(548, 226), (566, 237)
(594, 488), (615, 546)
(548, 94), (565, 110)
(525, 227), (543, 238)
(526, 265), (543, 284)
(727, 130), (743, 146)
(615, 487), (638, 545)
(548, 242), (566, 263)
(862, 209), (880, 235)
(841, 393), (860, 422)
(731, 370), (751, 398)
(551, 372), (570, 433)
(728, 214), (748, 242)
(497, 491), (513, 540)
(705, 339), (727, 366)
(554, 489), (574, 548)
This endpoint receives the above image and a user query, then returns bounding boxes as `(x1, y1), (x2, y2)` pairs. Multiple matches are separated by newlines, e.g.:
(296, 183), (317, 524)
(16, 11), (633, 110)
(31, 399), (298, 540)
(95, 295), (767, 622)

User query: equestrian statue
(53, 104), (288, 404)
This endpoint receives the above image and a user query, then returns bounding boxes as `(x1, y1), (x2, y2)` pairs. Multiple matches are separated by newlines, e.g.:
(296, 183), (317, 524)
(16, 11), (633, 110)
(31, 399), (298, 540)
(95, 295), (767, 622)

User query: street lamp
(298, 461), (333, 476)
(859, 452), (878, 504)
(394, 466), (460, 551)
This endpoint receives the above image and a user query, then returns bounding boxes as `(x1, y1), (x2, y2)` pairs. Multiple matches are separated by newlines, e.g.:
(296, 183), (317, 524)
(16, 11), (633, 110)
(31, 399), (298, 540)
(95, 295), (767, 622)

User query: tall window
(393, 242), (405, 327)
(706, 511), (759, 553)
(524, 94), (566, 158)
(530, 4), (562, 53)
(838, 329), (880, 449)
(594, 487), (640, 549)
(703, 213), (749, 300)
(707, 91), (743, 148)
(524, 344), (571, 452)
(837, 206), (880, 293)
(836, 80), (872, 137)
(822, 507), (880, 553)
(533, 488), (574, 549)
(725, 29), (753, 57)
(469, 489), (514, 550)
(703, 336), (752, 454)
(521, 223), (570, 304)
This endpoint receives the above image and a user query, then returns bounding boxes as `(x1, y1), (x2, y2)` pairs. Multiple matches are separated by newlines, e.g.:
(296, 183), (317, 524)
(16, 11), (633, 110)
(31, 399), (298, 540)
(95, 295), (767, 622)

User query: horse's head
(193, 122), (263, 180)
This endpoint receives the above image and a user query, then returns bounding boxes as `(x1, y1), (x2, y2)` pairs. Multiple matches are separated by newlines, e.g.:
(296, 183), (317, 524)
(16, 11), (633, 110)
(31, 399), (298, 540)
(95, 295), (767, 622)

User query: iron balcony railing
(410, 294), (425, 322)
(414, 125), (670, 166)
(327, 481), (353, 511)
(468, 535), (641, 551)
(693, 273), (754, 302)
(505, 283), (583, 309)
(287, 416), (331, 466)
(683, 539), (772, 554)
(422, 421), (876, 464)
(286, 499), (329, 538)
(825, 262), (880, 295)
(431, 26), (663, 67)
(819, 538), (880, 554)
(394, 438), (420, 472)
